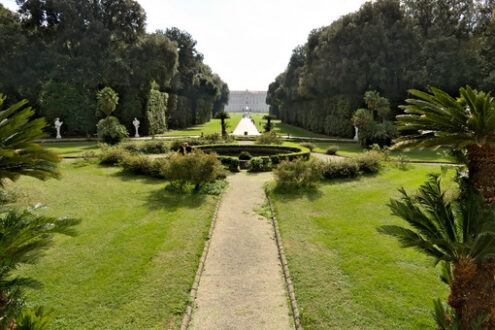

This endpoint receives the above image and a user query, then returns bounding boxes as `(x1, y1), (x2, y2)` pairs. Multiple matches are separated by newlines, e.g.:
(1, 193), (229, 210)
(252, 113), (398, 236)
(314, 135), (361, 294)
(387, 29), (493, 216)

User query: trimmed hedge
(195, 144), (310, 172)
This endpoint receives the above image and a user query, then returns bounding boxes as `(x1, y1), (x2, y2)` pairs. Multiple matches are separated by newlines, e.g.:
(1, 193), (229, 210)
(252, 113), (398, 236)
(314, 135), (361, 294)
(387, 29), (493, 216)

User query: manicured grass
(273, 121), (332, 138)
(41, 141), (100, 157)
(160, 112), (248, 136)
(270, 166), (453, 329)
(312, 142), (452, 163)
(12, 163), (217, 329)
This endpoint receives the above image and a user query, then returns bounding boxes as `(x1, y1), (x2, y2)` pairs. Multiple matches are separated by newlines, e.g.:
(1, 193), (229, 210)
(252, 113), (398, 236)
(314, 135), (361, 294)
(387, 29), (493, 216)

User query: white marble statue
(133, 117), (140, 138)
(353, 126), (359, 142)
(54, 118), (63, 139)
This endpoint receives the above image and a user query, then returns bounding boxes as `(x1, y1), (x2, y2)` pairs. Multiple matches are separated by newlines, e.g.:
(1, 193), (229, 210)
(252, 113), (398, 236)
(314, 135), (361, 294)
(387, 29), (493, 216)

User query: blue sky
(1, 0), (367, 90)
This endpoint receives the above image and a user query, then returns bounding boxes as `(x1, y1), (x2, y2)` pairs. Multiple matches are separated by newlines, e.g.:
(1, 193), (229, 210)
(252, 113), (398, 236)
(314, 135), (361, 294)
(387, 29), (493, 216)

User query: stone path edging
(266, 192), (302, 330)
(180, 192), (224, 330)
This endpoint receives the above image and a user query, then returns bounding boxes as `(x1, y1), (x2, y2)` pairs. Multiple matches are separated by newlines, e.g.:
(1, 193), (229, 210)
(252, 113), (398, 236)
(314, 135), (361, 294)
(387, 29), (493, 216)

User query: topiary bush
(255, 131), (283, 145)
(160, 151), (222, 190)
(97, 116), (128, 145)
(248, 157), (271, 172)
(273, 158), (322, 191)
(239, 151), (252, 160)
(326, 146), (339, 155)
(140, 140), (169, 154)
(321, 159), (359, 179)
(300, 142), (316, 152)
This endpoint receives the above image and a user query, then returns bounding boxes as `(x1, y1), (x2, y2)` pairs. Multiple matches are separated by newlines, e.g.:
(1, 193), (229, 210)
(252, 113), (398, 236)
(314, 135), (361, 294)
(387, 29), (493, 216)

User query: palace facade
(224, 90), (269, 112)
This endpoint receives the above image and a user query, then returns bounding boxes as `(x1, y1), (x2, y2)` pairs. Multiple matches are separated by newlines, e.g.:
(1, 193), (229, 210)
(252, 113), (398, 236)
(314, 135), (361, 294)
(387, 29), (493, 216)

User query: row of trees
(266, 0), (495, 137)
(0, 0), (229, 136)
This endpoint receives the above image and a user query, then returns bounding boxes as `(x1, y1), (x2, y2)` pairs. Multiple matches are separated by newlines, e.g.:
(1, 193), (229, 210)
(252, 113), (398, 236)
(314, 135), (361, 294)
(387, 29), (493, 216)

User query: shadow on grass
(144, 186), (206, 211)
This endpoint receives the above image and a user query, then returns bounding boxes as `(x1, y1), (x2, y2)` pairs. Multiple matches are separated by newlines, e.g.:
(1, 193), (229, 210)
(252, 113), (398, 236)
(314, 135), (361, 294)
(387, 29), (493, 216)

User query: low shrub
(170, 138), (207, 151)
(120, 155), (154, 176)
(355, 151), (382, 174)
(326, 146), (339, 155)
(239, 151), (252, 160)
(161, 151), (222, 190)
(248, 157), (271, 172)
(0, 189), (18, 205)
(273, 158), (322, 191)
(300, 142), (316, 152)
(270, 155), (282, 165)
(99, 145), (130, 165)
(255, 131), (283, 145)
(140, 140), (168, 154)
(97, 116), (128, 145)
(321, 159), (359, 179)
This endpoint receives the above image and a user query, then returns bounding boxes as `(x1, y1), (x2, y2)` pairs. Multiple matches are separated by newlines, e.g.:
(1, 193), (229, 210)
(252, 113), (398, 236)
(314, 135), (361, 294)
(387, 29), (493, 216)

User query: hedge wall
(145, 89), (168, 135)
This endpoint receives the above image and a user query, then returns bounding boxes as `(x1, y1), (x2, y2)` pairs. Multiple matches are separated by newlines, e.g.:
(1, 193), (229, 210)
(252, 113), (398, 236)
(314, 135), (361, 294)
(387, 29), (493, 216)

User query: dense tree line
(0, 0), (229, 136)
(267, 0), (495, 138)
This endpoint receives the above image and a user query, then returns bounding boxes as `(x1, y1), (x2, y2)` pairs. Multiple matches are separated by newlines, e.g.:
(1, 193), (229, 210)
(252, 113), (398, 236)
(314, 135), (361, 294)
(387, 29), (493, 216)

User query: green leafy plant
(326, 146), (339, 155)
(255, 131), (282, 145)
(238, 151), (252, 160)
(273, 158), (322, 191)
(161, 151), (221, 190)
(216, 111), (230, 136)
(96, 87), (119, 118)
(378, 175), (495, 329)
(300, 142), (316, 152)
(0, 94), (60, 185)
(355, 151), (383, 174)
(248, 157), (271, 172)
(321, 159), (359, 179)
(99, 145), (131, 165)
(0, 208), (80, 328)
(97, 117), (128, 145)
(263, 114), (276, 132)
(16, 306), (56, 330)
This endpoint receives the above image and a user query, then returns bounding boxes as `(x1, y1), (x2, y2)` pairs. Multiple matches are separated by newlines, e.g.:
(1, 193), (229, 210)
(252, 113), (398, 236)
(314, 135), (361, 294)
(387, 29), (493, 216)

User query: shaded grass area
(312, 142), (451, 163)
(41, 141), (100, 157)
(11, 163), (217, 329)
(270, 166), (452, 329)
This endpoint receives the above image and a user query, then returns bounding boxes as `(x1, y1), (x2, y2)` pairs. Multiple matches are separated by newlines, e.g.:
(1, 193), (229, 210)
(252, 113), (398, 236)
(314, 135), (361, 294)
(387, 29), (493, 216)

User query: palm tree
(395, 86), (495, 203)
(0, 94), (60, 184)
(96, 87), (119, 118)
(0, 208), (80, 329)
(378, 175), (495, 329)
(216, 111), (230, 136)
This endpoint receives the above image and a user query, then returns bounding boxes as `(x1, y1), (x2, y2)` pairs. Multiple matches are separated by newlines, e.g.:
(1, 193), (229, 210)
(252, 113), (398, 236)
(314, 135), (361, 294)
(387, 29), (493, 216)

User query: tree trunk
(467, 144), (495, 204)
(449, 261), (495, 329)
(452, 145), (495, 328)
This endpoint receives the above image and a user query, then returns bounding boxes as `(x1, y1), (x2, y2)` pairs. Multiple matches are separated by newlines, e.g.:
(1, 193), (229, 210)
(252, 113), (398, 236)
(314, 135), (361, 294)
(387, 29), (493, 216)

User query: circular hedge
(194, 144), (310, 172)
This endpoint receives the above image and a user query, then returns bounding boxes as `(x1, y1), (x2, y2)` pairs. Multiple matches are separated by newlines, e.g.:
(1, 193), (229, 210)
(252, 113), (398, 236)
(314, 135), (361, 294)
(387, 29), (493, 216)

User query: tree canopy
(267, 0), (495, 137)
(0, 1), (229, 136)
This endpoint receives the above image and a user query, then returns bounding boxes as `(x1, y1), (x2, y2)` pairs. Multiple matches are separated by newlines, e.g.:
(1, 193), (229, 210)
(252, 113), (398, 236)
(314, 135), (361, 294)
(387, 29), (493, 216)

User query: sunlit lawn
(12, 163), (217, 329)
(270, 165), (453, 329)
(312, 142), (452, 163)
(41, 141), (100, 157)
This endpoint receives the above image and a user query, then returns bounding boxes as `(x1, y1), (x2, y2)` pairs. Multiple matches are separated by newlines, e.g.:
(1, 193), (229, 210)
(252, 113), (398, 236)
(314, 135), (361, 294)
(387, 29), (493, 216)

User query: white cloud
(1, 0), (368, 90)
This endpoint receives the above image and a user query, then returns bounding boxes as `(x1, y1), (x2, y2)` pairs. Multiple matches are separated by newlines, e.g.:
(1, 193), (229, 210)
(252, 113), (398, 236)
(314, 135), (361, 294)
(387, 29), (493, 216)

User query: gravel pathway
(233, 117), (261, 136)
(190, 172), (292, 330)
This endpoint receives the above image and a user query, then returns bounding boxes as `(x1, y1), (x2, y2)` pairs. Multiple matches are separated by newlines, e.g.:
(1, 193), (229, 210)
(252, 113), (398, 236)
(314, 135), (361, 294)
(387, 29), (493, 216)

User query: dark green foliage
(239, 151), (252, 160)
(0, 95), (60, 184)
(0, 4), (227, 137)
(145, 89), (168, 135)
(0, 207), (80, 328)
(248, 157), (271, 172)
(217, 156), (240, 172)
(321, 160), (359, 179)
(39, 82), (97, 136)
(120, 155), (166, 178)
(359, 120), (398, 147)
(216, 111), (230, 136)
(267, 0), (495, 138)
(121, 141), (169, 155)
(161, 151), (221, 190)
(263, 114), (275, 132)
(326, 146), (339, 155)
(273, 158), (322, 191)
(96, 117), (128, 145)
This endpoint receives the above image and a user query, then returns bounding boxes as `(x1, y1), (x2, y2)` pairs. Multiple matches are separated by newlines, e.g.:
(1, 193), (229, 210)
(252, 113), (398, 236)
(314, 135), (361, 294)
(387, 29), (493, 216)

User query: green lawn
(12, 163), (217, 329)
(41, 141), (100, 157)
(270, 165), (452, 329)
(312, 142), (452, 163)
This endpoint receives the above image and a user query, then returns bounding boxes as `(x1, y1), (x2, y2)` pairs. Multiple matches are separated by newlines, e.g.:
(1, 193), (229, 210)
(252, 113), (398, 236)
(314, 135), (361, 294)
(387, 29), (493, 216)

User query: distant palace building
(225, 90), (269, 112)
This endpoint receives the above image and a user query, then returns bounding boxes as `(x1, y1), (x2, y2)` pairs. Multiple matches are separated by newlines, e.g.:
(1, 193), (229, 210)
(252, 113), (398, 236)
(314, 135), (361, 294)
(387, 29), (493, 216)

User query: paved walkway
(233, 117), (261, 136)
(190, 172), (291, 330)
